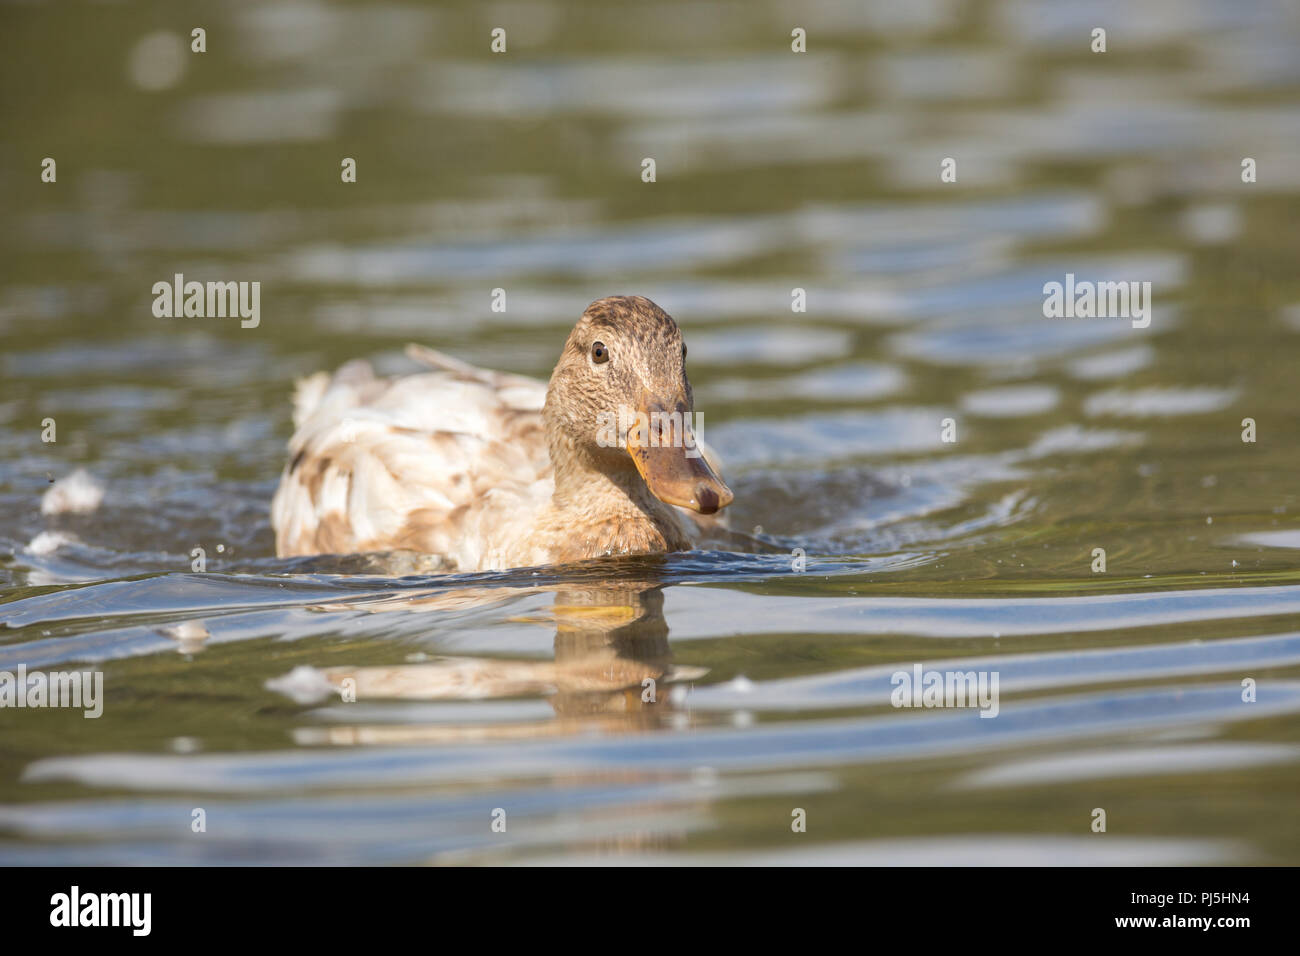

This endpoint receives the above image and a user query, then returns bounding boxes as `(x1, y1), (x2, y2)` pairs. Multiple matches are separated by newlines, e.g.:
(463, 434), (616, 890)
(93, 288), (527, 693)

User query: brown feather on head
(544, 296), (733, 516)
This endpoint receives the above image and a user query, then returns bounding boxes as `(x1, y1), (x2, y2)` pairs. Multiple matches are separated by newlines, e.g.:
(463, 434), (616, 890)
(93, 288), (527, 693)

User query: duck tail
(290, 371), (331, 428)
(405, 343), (543, 393)
(405, 343), (489, 379)
(290, 360), (375, 428)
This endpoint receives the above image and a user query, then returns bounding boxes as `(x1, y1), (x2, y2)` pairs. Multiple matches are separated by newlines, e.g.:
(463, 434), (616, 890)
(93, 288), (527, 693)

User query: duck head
(544, 295), (734, 515)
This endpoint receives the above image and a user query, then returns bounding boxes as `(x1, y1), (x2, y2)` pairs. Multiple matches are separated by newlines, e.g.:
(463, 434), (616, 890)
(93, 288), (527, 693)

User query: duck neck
(546, 431), (688, 550)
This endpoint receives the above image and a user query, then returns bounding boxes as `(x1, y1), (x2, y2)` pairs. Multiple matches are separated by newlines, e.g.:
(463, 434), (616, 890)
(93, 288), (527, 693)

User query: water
(2, 0), (1299, 864)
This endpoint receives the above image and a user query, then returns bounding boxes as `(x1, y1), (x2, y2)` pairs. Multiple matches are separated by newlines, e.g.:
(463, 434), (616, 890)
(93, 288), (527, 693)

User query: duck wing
(271, 350), (551, 567)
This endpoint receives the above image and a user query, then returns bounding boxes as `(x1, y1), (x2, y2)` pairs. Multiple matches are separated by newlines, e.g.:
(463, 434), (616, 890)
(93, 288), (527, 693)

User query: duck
(271, 295), (734, 572)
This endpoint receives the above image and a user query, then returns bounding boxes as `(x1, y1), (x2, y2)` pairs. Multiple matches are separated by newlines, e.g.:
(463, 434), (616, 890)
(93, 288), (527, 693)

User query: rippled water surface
(2, 0), (1300, 864)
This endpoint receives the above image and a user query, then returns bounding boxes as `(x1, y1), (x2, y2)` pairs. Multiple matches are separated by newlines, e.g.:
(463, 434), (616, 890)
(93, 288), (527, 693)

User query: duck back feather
(271, 347), (552, 570)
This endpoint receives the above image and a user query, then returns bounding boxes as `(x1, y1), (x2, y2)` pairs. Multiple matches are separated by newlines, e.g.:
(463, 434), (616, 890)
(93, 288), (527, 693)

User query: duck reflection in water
(285, 574), (704, 746)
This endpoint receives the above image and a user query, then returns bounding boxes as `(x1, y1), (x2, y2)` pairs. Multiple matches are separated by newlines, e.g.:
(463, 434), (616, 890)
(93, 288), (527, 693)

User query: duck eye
(591, 341), (609, 364)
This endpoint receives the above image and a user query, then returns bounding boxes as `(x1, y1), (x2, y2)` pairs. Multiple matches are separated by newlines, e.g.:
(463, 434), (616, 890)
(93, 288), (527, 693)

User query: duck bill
(626, 407), (733, 515)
